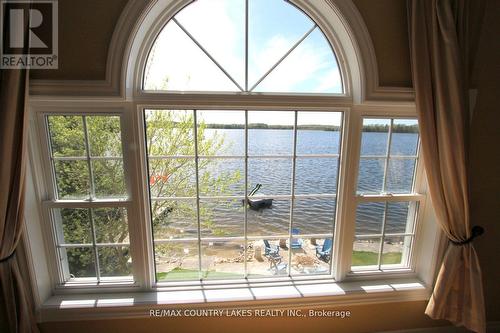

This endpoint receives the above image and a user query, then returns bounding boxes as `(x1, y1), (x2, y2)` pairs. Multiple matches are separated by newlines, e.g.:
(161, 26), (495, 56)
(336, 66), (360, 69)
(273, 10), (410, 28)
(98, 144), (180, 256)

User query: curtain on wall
(407, 0), (486, 332)
(0, 7), (39, 333)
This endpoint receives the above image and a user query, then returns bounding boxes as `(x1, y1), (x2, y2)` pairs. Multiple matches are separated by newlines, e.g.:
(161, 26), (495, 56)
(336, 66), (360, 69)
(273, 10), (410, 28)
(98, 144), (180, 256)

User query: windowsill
(39, 277), (430, 322)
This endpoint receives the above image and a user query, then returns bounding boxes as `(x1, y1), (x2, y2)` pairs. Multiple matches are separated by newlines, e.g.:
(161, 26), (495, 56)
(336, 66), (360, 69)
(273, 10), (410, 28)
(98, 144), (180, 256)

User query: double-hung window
(42, 114), (133, 284)
(352, 118), (421, 273)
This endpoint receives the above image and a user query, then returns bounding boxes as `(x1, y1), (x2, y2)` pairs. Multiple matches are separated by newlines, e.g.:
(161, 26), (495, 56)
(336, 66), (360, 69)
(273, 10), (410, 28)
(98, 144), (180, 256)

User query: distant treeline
(362, 124), (419, 133)
(204, 123), (418, 133)
(205, 123), (340, 131)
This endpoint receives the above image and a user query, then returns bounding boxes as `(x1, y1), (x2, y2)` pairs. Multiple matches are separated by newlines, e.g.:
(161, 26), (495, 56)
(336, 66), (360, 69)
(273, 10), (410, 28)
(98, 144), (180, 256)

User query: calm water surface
(187, 129), (418, 236)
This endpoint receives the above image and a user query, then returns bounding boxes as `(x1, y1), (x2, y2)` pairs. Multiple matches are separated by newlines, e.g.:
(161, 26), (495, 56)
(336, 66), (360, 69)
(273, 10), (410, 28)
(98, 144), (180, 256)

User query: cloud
(144, 0), (342, 94)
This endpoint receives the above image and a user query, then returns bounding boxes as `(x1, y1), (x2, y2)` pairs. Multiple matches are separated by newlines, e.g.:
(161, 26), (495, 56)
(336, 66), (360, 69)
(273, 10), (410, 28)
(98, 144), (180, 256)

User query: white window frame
(27, 103), (437, 289)
(143, 109), (343, 282)
(21, 0), (446, 322)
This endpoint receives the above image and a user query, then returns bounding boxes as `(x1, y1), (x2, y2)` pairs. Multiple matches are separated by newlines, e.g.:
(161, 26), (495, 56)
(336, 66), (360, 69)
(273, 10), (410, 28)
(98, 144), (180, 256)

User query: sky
(143, 0), (343, 93)
(143, 0), (417, 127)
(197, 110), (342, 126)
(165, 111), (417, 127)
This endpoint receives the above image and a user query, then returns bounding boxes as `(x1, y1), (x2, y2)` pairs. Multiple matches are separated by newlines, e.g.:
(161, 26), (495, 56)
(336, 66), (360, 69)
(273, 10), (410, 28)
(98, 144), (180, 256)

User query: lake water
(185, 129), (418, 237)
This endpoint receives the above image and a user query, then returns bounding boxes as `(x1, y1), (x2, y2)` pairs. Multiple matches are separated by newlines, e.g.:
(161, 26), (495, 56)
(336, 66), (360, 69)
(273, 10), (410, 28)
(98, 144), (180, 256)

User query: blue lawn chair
(263, 239), (279, 257)
(316, 238), (332, 262)
(291, 228), (303, 249)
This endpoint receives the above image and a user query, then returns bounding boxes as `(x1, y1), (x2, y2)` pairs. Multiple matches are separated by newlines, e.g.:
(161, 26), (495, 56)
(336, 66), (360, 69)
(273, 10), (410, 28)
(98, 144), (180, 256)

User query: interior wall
(31, 0), (499, 331)
(351, 0), (412, 87)
(29, 0), (128, 81)
(39, 301), (452, 333)
(469, 0), (500, 322)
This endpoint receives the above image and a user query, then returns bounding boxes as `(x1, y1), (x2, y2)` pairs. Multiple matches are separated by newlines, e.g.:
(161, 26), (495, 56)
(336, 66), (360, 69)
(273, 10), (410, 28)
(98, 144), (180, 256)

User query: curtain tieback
(450, 225), (485, 245)
(0, 250), (16, 263)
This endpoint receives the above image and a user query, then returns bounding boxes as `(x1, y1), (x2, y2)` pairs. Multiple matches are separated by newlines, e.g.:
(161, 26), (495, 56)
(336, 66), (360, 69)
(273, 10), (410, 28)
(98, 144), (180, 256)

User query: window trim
(24, 100), (444, 324)
(143, 109), (343, 282)
(27, 102), (438, 291)
(21, 0), (446, 321)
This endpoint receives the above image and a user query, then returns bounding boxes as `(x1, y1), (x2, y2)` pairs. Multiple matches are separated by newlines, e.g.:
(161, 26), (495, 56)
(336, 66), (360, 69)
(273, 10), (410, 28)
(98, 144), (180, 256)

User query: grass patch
(156, 268), (243, 281)
(352, 251), (402, 266)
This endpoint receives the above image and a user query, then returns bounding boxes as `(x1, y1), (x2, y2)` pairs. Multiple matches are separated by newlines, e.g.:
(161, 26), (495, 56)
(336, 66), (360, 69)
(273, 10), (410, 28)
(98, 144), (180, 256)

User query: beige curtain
(0, 7), (39, 333)
(408, 0), (486, 332)
(0, 70), (38, 333)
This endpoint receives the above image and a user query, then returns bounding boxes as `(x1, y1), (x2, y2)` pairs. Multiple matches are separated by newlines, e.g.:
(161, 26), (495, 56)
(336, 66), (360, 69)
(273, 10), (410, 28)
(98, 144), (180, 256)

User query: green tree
(145, 110), (242, 239)
(49, 111), (241, 278)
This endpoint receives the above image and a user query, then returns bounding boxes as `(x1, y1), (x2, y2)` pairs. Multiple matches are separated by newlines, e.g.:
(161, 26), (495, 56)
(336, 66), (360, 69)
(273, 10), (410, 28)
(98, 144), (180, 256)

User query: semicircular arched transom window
(143, 0), (343, 94)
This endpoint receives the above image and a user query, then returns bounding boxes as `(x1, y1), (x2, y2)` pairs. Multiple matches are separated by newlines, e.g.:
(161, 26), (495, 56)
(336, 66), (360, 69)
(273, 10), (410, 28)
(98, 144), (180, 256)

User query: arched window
(143, 0), (343, 94)
(29, 0), (438, 303)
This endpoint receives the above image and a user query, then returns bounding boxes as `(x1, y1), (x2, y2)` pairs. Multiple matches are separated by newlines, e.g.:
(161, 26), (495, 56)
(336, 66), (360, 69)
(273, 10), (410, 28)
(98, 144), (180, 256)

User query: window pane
(55, 208), (91, 244)
(248, 159), (292, 195)
(360, 119), (390, 156)
(143, 21), (238, 91)
(200, 199), (244, 238)
(355, 202), (385, 235)
(62, 247), (96, 279)
(352, 237), (381, 268)
(155, 242), (199, 281)
(98, 246), (132, 278)
(386, 158), (416, 193)
(247, 199), (290, 236)
(47, 116), (86, 157)
(247, 239), (288, 278)
(357, 158), (385, 194)
(296, 112), (341, 155)
(175, 0), (245, 88)
(293, 198), (335, 235)
(93, 208), (129, 244)
(295, 158), (338, 194)
(87, 116), (122, 157)
(144, 0), (343, 94)
(291, 238), (331, 276)
(145, 110), (195, 156)
(197, 111), (245, 156)
(201, 241), (245, 279)
(248, 0), (316, 90)
(381, 236), (412, 267)
(92, 159), (126, 198)
(253, 28), (342, 93)
(248, 111), (294, 156)
(385, 201), (417, 234)
(148, 158), (197, 198)
(53, 160), (89, 199)
(151, 199), (198, 240)
(390, 120), (419, 155)
(198, 158), (244, 196)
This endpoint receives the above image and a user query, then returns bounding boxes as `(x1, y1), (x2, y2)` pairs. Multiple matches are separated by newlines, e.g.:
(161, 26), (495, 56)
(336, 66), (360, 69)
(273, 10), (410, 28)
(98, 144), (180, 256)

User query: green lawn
(156, 252), (403, 280)
(352, 251), (402, 266)
(156, 268), (244, 281)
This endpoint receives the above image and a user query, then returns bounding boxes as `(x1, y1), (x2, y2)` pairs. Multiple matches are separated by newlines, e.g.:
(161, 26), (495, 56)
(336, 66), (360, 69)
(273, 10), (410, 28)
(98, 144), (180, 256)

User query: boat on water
(244, 184), (273, 210)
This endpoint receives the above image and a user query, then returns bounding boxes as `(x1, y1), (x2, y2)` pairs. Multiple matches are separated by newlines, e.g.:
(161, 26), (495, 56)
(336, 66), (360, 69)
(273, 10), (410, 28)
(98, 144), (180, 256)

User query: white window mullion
(193, 110), (203, 280)
(122, 104), (151, 289)
(287, 111), (299, 276)
(244, 110), (249, 278)
(87, 207), (101, 283)
(334, 108), (361, 281)
(381, 118), (394, 193)
(81, 116), (96, 200)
